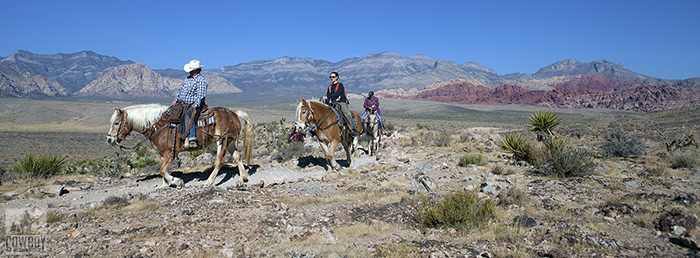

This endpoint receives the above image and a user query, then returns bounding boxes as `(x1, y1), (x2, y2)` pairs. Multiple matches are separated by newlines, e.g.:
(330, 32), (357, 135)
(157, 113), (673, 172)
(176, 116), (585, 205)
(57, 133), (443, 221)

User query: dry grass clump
(669, 149), (700, 169)
(374, 243), (420, 258)
(497, 187), (534, 207)
(411, 131), (452, 147)
(527, 141), (548, 166)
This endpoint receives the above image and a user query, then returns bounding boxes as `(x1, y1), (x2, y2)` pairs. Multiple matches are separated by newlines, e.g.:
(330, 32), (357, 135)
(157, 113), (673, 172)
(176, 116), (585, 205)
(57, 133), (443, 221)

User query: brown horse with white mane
(295, 98), (361, 171)
(106, 104), (253, 187)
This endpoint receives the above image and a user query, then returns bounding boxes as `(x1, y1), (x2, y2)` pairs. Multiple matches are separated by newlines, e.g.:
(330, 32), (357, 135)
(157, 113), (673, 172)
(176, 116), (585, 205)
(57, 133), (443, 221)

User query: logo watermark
(4, 208), (46, 255)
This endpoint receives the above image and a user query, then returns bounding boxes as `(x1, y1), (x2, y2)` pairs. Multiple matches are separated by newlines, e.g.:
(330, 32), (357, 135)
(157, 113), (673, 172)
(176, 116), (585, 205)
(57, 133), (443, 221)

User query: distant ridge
(0, 50), (134, 93)
(1, 50), (698, 112)
(0, 62), (67, 97)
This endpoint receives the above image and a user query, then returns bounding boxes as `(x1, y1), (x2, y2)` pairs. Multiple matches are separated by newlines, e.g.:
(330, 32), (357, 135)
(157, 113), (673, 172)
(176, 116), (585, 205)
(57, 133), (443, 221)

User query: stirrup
(188, 140), (198, 148)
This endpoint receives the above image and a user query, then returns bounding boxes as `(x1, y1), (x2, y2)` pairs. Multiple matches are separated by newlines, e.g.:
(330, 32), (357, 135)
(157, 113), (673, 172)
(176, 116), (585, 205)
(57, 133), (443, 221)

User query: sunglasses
(329, 76), (337, 78)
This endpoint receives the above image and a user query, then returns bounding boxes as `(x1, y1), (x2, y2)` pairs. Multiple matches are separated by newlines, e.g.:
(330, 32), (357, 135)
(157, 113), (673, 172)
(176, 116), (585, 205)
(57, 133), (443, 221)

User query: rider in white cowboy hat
(172, 60), (208, 148)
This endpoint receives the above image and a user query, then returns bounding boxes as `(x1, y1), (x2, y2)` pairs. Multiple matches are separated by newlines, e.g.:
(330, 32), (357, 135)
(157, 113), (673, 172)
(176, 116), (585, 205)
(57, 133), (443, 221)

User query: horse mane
(111, 103), (169, 131)
(296, 99), (324, 122)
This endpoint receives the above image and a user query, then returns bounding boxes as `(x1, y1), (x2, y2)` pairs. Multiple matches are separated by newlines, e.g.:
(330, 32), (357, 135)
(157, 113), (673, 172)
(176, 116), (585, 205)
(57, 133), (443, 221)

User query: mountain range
(1, 50), (698, 112)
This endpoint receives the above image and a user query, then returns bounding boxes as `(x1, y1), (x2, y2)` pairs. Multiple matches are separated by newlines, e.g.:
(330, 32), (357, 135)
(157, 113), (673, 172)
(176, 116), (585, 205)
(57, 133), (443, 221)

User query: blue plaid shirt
(174, 74), (207, 108)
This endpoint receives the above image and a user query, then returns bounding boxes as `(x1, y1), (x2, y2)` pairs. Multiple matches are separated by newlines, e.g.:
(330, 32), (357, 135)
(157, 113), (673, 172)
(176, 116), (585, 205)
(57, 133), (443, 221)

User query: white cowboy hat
(183, 60), (204, 72)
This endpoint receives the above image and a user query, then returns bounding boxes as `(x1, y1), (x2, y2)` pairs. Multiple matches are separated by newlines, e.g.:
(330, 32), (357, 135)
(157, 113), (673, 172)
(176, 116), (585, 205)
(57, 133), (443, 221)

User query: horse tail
(235, 110), (254, 164)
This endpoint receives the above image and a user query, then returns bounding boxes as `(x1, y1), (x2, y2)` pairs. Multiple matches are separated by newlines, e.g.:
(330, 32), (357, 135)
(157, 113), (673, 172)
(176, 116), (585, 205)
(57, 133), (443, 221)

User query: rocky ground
(1, 124), (699, 257)
(1, 98), (699, 257)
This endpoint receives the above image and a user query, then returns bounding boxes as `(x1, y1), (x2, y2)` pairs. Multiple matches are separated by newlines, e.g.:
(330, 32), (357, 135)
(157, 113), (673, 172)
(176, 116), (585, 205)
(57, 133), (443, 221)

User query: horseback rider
(361, 91), (384, 131)
(171, 60), (208, 148)
(321, 72), (359, 137)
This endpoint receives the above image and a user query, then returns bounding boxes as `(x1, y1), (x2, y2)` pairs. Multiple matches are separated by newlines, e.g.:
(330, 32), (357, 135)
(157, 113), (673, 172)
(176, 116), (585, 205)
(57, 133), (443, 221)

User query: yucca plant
(545, 135), (569, 155)
(499, 132), (530, 161)
(529, 110), (561, 141)
(13, 154), (66, 178)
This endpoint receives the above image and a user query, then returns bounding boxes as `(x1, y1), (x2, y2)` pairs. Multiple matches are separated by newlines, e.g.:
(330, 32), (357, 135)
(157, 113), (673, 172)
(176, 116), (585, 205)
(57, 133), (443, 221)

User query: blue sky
(2, 0), (698, 79)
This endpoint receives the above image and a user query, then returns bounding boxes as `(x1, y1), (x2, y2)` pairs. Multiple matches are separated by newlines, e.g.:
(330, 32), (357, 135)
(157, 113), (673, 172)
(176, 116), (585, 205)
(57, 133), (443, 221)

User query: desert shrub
(669, 149), (700, 169)
(65, 155), (129, 178)
(420, 190), (495, 231)
(416, 123), (429, 130)
(536, 145), (596, 178)
(12, 154), (66, 178)
(433, 131), (452, 147)
(274, 141), (312, 162)
(458, 153), (488, 167)
(600, 129), (647, 158)
(134, 141), (151, 157)
(129, 157), (159, 169)
(499, 132), (530, 162)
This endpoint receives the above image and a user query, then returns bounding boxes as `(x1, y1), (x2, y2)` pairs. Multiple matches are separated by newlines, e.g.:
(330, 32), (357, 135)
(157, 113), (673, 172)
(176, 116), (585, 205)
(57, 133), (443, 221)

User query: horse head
(295, 98), (315, 131)
(106, 107), (133, 146)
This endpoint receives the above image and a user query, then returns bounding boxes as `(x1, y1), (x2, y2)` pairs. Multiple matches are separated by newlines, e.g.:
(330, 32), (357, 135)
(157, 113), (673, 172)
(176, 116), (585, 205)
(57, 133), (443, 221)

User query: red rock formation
(388, 78), (700, 113)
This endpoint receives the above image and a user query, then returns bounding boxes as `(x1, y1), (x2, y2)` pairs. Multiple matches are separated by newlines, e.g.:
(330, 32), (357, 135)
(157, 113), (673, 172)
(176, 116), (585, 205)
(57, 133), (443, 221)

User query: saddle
(170, 104), (215, 139)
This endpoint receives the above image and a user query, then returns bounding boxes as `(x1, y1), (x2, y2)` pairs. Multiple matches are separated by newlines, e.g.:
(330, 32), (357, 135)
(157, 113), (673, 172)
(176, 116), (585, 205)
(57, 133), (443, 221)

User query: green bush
(458, 153), (488, 167)
(129, 157), (160, 169)
(536, 146), (596, 178)
(420, 190), (495, 231)
(600, 129), (647, 158)
(499, 132), (530, 161)
(669, 150), (700, 169)
(12, 154), (66, 178)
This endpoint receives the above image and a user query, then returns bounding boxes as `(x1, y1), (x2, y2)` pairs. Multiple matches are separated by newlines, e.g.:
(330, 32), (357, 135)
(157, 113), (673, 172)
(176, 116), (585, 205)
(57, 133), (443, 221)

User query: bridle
(109, 109), (169, 150)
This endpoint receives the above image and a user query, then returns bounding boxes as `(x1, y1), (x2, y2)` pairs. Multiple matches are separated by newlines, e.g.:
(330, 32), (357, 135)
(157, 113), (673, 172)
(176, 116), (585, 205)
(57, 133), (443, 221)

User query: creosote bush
(12, 154), (66, 178)
(600, 129), (647, 158)
(536, 145), (596, 178)
(420, 190), (495, 231)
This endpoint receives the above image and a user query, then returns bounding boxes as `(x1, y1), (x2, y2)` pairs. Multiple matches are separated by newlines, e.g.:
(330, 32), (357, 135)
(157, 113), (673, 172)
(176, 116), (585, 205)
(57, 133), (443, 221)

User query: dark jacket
(326, 82), (348, 104)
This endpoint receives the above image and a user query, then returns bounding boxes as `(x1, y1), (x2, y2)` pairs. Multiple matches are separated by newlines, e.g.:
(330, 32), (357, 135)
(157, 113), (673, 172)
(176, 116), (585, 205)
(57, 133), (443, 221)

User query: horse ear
(296, 100), (300, 104)
(113, 107), (124, 115)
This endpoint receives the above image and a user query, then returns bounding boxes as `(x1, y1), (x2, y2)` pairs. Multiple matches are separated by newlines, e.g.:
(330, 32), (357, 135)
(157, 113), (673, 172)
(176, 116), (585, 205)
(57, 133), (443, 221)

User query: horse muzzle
(106, 135), (120, 146)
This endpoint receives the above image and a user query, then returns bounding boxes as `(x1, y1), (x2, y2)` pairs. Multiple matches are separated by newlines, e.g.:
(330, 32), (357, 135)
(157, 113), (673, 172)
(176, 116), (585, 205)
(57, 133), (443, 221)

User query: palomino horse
(106, 104), (254, 187)
(362, 109), (381, 156)
(295, 98), (361, 171)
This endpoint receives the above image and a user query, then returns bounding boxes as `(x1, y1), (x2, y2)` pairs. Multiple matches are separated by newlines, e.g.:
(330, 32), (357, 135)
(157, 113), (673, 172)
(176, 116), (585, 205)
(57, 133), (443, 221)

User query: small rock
(513, 215), (537, 227)
(143, 239), (157, 247)
(67, 229), (82, 239)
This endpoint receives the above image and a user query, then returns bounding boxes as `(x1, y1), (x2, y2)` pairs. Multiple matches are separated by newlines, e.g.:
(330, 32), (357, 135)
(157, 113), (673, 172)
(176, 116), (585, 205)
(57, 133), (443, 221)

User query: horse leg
(232, 149), (247, 182)
(343, 140), (352, 168)
(327, 140), (342, 171)
(205, 138), (227, 186)
(159, 151), (183, 188)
